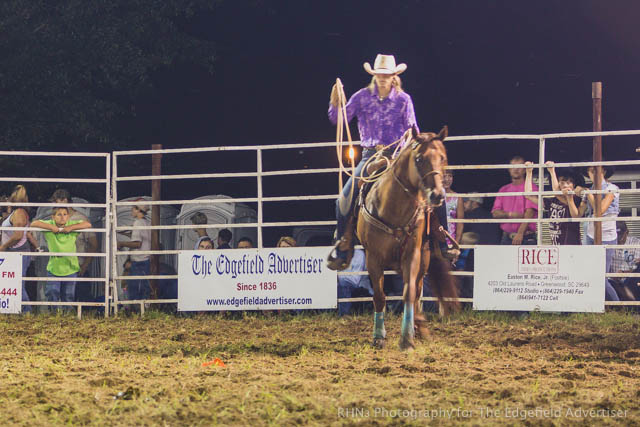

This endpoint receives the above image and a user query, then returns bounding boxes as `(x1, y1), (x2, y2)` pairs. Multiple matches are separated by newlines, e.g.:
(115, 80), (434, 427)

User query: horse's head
(400, 126), (448, 206)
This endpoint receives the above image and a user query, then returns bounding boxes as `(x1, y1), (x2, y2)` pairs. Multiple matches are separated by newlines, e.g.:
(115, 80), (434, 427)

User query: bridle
(409, 138), (444, 206)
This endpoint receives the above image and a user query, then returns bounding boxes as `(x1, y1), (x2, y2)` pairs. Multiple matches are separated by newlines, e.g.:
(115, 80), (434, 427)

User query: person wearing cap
(31, 206), (92, 308)
(117, 201), (151, 301)
(524, 162), (587, 245)
(609, 221), (640, 301)
(50, 189), (99, 301)
(326, 54), (418, 270)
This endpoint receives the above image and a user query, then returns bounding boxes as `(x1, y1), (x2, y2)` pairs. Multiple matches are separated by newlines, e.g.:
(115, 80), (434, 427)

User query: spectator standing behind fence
(0, 185), (39, 312)
(236, 237), (253, 249)
(191, 212), (210, 250)
(491, 156), (538, 245)
(276, 236), (296, 248)
(609, 221), (640, 301)
(50, 189), (98, 301)
(443, 170), (464, 244)
(583, 165), (620, 301)
(31, 206), (91, 307)
(197, 237), (214, 250)
(524, 162), (587, 245)
(117, 202), (151, 301)
(217, 229), (232, 249)
(455, 197), (502, 298)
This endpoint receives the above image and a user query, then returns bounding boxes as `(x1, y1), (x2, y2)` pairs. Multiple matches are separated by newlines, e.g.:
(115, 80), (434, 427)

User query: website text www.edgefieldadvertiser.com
(206, 296), (313, 308)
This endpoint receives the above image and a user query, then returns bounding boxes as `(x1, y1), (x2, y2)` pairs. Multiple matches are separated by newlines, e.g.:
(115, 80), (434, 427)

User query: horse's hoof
(415, 324), (430, 340)
(372, 338), (386, 349)
(415, 316), (430, 340)
(399, 337), (415, 351)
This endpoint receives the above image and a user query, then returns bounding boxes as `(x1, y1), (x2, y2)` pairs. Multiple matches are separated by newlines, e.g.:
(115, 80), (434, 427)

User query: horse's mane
(392, 132), (448, 170)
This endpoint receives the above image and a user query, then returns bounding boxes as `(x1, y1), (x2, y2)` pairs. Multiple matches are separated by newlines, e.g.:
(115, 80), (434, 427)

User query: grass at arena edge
(1, 308), (639, 425)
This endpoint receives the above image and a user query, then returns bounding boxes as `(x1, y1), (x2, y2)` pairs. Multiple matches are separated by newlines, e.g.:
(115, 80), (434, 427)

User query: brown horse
(356, 126), (459, 350)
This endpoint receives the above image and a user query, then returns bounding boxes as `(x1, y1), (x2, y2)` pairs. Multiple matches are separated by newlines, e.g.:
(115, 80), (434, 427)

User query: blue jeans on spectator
(586, 236), (619, 301)
(45, 271), (77, 308)
(337, 250), (373, 315)
(128, 259), (151, 300)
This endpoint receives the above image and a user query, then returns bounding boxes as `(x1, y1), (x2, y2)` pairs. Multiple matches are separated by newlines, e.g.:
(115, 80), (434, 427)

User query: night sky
(90, 1), (640, 244)
(149, 1), (640, 148)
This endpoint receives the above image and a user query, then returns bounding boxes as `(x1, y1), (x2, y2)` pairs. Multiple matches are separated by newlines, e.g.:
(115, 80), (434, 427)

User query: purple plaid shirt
(328, 86), (418, 148)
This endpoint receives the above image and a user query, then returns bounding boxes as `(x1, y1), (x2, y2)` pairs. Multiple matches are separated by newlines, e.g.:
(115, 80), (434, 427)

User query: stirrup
(443, 248), (460, 261)
(326, 240), (354, 271)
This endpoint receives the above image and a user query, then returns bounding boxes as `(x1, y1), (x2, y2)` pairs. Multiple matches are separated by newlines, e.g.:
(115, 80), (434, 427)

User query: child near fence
(31, 206), (92, 307)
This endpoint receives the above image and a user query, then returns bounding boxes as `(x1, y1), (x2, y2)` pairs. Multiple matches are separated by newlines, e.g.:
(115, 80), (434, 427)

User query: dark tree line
(0, 0), (220, 153)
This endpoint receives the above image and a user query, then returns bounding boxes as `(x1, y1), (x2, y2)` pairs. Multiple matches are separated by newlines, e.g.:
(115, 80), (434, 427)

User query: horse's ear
(436, 126), (448, 141)
(411, 125), (419, 140)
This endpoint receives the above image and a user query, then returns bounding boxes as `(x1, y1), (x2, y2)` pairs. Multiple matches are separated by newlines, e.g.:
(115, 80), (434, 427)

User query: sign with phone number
(0, 253), (23, 314)
(178, 247), (337, 311)
(474, 246), (605, 312)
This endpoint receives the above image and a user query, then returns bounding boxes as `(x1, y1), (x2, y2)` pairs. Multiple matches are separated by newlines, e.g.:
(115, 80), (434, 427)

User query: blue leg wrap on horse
(373, 312), (386, 339)
(401, 305), (415, 339)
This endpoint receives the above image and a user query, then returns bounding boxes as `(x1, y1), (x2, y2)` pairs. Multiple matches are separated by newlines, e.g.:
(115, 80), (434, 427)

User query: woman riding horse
(357, 127), (460, 350)
(327, 54), (452, 271)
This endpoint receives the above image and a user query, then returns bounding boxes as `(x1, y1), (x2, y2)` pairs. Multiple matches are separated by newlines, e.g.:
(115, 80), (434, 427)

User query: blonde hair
(9, 185), (28, 203)
(367, 75), (403, 94)
(277, 236), (296, 247)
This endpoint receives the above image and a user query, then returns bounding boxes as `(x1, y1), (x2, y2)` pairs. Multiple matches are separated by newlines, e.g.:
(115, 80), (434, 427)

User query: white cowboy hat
(363, 54), (407, 75)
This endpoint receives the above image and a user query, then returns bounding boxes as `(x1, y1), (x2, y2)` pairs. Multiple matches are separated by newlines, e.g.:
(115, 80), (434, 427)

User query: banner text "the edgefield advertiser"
(191, 252), (324, 279)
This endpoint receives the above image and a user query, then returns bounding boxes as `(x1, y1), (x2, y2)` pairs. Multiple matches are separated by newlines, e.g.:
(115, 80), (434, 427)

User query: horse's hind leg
(369, 262), (386, 349)
(414, 273), (430, 340)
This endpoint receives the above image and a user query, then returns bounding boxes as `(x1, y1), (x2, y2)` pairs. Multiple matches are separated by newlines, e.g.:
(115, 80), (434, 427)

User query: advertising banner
(0, 253), (23, 314)
(178, 247), (337, 311)
(474, 246), (605, 312)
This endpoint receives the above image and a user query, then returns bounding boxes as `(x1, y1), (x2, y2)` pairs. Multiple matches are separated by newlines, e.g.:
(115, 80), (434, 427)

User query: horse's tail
(427, 255), (460, 315)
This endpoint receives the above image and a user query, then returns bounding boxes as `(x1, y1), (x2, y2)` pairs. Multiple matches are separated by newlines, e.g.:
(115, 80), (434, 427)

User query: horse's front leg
(400, 245), (421, 351)
(414, 243), (430, 340)
(367, 258), (386, 349)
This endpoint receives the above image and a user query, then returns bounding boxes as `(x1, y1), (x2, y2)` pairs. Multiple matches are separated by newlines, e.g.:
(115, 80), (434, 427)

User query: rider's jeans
(335, 148), (376, 240)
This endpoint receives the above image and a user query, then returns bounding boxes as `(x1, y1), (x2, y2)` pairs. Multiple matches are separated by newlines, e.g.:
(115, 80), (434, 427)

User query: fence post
(257, 148), (263, 249)
(537, 137), (545, 244)
(592, 82), (603, 245)
(151, 144), (162, 298)
(105, 153), (111, 318)
(111, 153), (120, 316)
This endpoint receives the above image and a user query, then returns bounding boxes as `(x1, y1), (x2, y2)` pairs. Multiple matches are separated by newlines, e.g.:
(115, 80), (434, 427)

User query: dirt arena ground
(1, 310), (639, 425)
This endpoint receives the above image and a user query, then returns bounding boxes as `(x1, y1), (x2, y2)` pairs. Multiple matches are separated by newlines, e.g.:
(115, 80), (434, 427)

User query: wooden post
(150, 144), (162, 298)
(592, 82), (603, 245)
